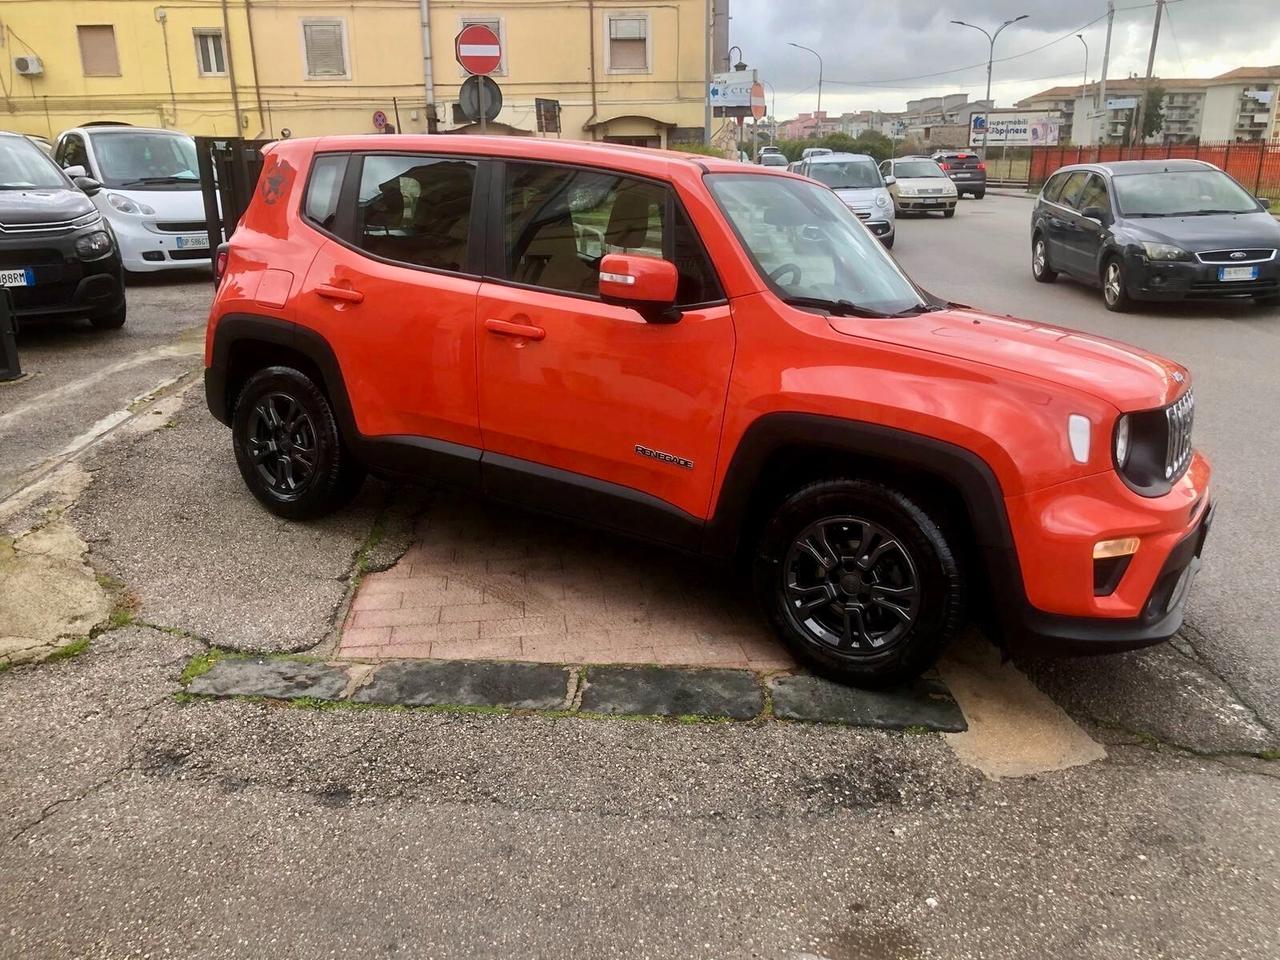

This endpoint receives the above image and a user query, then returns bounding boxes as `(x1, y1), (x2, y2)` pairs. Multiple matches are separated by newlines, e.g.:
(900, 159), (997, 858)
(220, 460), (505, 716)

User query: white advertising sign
(970, 111), (1062, 146)
(710, 72), (754, 109)
(1106, 97), (1139, 110)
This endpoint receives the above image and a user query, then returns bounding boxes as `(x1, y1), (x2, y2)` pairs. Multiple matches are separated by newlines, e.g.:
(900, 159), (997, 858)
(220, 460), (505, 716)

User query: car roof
(63, 125), (189, 137)
(310, 134), (775, 180)
(804, 152), (876, 163)
(1051, 158), (1218, 177)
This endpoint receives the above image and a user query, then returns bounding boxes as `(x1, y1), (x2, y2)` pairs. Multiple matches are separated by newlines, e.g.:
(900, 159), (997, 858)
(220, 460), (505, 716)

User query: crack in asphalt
(1179, 619), (1277, 738)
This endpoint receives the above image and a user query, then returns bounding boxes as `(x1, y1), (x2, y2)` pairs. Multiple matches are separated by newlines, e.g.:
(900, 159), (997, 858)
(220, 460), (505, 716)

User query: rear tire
(1032, 234), (1058, 283)
(231, 366), (365, 520)
(754, 479), (965, 688)
(1102, 256), (1132, 312)
(90, 303), (127, 330)
(973, 191), (986, 200)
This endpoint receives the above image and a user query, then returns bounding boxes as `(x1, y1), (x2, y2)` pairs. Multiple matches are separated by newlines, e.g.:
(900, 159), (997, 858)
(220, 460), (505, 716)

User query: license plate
(954, 172), (971, 178)
(0, 268), (32, 287)
(1218, 265), (1258, 282)
(175, 235), (209, 250)
(922, 198), (940, 204)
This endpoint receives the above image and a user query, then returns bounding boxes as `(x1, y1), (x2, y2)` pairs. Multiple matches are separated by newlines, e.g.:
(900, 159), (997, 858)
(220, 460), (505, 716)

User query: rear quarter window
(304, 154), (347, 231)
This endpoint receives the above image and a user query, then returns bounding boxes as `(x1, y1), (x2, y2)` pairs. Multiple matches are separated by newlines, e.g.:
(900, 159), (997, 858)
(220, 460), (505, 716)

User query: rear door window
(499, 161), (721, 305)
(354, 154), (477, 273)
(1056, 171), (1091, 210)
(1042, 171), (1070, 203)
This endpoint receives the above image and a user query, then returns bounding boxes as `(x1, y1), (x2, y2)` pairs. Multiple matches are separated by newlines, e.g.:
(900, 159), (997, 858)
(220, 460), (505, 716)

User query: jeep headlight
(106, 192), (156, 216)
(1113, 414), (1130, 467)
(74, 229), (115, 260)
(1141, 241), (1189, 261)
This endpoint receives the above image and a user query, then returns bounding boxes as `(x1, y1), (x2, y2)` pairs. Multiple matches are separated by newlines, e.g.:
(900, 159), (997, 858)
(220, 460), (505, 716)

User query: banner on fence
(971, 111), (1062, 147)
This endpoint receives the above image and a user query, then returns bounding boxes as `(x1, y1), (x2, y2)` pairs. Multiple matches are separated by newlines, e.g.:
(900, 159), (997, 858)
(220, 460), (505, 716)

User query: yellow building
(0, 0), (725, 147)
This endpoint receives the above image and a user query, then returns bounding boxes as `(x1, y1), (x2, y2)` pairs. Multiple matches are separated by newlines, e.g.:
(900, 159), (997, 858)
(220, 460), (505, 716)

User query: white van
(54, 125), (209, 273)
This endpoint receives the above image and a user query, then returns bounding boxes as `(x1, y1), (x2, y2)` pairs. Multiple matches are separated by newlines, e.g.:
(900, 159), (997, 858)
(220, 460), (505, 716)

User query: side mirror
(599, 253), (679, 322)
(883, 175), (897, 186)
(1081, 205), (1111, 224)
(73, 176), (102, 197)
(63, 164), (88, 178)
(1257, 196), (1272, 210)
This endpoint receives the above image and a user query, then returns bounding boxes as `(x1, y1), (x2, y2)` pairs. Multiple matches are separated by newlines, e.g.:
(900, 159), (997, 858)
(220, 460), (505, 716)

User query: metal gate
(195, 137), (273, 281)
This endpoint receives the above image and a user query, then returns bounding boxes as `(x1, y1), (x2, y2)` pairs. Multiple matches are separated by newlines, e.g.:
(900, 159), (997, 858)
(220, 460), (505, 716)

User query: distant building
(902, 94), (992, 144)
(1018, 65), (1280, 145)
(778, 110), (841, 140)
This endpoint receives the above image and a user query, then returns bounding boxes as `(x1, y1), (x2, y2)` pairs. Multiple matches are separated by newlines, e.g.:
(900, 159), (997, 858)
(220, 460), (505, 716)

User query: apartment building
(1019, 65), (1280, 145)
(0, 0), (723, 147)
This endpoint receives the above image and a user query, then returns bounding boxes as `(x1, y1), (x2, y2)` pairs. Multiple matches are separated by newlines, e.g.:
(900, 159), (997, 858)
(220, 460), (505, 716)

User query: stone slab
(353, 659), (571, 710)
(188, 658), (350, 701)
(770, 674), (967, 733)
(580, 665), (765, 720)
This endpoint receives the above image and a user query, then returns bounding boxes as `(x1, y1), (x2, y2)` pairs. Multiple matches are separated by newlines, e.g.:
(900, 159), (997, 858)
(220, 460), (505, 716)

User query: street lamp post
(950, 14), (1029, 158)
(762, 78), (778, 144)
(1077, 34), (1090, 144)
(786, 42), (823, 127)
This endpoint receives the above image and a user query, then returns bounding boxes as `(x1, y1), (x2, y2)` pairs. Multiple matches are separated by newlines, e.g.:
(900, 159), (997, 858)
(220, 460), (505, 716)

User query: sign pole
(479, 77), (487, 134)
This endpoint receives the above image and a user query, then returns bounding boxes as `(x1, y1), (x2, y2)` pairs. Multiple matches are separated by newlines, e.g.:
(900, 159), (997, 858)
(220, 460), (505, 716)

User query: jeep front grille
(1165, 389), (1194, 481)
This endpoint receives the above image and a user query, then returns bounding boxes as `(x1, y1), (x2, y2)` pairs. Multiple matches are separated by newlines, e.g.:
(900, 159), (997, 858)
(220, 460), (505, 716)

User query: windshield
(1113, 169), (1259, 217)
(807, 160), (883, 190)
(0, 137), (67, 190)
(89, 132), (200, 188)
(893, 160), (946, 179)
(707, 173), (926, 316)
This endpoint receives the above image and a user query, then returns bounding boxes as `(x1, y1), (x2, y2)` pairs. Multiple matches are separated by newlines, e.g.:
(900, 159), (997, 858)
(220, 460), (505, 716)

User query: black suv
(931, 150), (986, 199)
(0, 132), (125, 329)
(1031, 159), (1279, 312)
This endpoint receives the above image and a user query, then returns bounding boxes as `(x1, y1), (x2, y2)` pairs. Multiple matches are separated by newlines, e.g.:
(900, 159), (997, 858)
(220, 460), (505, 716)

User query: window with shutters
(194, 29), (227, 77)
(457, 17), (507, 76)
(606, 14), (649, 74)
(77, 25), (120, 77)
(301, 19), (349, 79)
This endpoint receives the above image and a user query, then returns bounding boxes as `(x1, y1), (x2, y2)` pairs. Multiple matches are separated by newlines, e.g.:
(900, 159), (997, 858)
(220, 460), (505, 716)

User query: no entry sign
(455, 24), (501, 75)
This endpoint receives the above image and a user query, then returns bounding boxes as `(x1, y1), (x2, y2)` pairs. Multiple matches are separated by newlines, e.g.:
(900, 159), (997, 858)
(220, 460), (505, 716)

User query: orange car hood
(828, 307), (1188, 410)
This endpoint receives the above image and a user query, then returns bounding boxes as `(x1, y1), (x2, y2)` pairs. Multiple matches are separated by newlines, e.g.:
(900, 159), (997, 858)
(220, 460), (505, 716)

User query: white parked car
(795, 152), (897, 249)
(53, 125), (209, 273)
(880, 157), (958, 217)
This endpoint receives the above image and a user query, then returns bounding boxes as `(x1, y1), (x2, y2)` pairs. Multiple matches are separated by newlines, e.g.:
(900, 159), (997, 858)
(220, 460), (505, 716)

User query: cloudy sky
(728, 0), (1280, 118)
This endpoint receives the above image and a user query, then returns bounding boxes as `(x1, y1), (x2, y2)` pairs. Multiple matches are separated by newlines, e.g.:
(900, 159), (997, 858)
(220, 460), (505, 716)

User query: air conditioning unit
(14, 56), (43, 77)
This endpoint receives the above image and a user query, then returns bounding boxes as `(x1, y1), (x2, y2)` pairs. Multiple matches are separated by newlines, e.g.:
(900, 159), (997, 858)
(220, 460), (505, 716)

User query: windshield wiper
(890, 302), (945, 317)
(120, 175), (200, 186)
(781, 296), (894, 319)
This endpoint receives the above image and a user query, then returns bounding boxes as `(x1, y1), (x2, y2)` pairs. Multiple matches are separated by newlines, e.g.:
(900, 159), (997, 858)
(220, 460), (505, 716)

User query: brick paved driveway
(337, 493), (795, 671)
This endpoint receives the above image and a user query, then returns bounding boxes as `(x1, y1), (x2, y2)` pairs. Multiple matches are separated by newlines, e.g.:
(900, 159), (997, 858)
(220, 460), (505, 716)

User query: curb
(182, 654), (968, 732)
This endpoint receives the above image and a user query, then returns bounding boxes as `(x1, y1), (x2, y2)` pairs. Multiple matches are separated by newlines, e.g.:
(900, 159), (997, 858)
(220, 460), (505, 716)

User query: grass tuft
(46, 636), (91, 663)
(179, 649), (224, 686)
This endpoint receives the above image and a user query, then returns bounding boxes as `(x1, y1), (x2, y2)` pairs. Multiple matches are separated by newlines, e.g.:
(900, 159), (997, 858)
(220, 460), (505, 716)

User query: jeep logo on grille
(634, 444), (693, 470)
(1230, 251), (1247, 260)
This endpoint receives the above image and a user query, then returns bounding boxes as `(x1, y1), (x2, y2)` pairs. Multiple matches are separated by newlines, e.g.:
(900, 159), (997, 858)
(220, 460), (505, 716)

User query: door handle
(485, 318), (546, 341)
(316, 283), (364, 304)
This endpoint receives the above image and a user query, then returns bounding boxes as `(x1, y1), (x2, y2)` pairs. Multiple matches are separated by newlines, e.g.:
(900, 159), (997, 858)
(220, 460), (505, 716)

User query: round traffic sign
(458, 75), (502, 122)
(750, 82), (767, 120)
(372, 109), (387, 130)
(456, 24), (501, 76)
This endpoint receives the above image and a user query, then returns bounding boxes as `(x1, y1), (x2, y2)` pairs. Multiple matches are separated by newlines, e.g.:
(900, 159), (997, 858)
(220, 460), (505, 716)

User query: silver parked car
(795, 152), (897, 248)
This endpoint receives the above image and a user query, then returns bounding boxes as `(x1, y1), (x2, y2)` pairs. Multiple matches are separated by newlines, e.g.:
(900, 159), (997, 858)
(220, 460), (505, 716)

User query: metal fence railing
(194, 137), (273, 284)
(1027, 141), (1280, 202)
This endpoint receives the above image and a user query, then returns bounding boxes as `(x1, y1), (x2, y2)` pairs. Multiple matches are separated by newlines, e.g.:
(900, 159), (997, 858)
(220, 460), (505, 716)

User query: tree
(1142, 85), (1167, 140)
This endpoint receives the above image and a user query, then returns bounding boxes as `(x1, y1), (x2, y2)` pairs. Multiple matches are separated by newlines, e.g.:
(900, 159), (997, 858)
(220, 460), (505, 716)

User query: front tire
(231, 366), (364, 520)
(1102, 256), (1132, 312)
(754, 479), (965, 688)
(882, 234), (895, 250)
(943, 207), (956, 219)
(90, 303), (127, 330)
(1032, 234), (1058, 283)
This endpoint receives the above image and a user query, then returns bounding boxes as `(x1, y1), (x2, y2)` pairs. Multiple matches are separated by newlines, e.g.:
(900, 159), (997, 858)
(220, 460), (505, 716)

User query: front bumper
(897, 196), (956, 212)
(1001, 452), (1212, 654)
(1124, 250), (1279, 301)
(110, 215), (212, 272)
(2, 242), (124, 323)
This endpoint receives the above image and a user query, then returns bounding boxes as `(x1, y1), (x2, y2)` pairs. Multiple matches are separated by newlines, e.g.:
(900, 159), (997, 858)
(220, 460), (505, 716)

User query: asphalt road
(893, 194), (1280, 733)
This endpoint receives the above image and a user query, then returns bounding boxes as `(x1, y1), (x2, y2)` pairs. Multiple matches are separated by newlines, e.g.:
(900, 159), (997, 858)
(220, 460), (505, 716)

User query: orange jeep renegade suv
(204, 137), (1212, 687)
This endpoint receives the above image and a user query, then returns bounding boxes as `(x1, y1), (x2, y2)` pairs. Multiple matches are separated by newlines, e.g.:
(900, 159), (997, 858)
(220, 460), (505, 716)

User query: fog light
(1093, 537), (1140, 559)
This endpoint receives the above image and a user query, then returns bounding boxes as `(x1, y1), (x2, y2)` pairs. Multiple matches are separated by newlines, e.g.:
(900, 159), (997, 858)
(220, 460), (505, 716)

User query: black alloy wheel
(231, 366), (364, 519)
(755, 479), (965, 687)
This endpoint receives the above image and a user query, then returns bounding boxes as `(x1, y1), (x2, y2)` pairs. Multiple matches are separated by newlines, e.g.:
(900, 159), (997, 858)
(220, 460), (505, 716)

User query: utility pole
(1096, 0), (1114, 145)
(704, 0), (713, 145)
(1132, 0), (1164, 146)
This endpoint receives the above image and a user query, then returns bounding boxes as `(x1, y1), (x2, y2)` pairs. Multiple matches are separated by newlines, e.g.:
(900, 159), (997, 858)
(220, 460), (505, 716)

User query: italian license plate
(922, 198), (940, 205)
(1218, 265), (1258, 282)
(175, 234), (209, 250)
(0, 268), (32, 287)
(954, 172), (971, 178)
